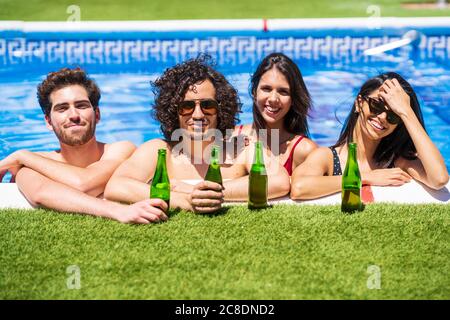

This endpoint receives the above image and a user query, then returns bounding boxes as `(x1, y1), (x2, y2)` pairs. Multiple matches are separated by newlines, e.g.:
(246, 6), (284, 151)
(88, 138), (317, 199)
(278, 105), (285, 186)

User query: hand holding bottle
(111, 199), (168, 224)
(189, 181), (224, 214)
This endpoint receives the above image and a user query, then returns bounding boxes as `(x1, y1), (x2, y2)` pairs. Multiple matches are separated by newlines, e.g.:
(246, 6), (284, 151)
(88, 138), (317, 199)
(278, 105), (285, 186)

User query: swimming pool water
(1, 31), (449, 172)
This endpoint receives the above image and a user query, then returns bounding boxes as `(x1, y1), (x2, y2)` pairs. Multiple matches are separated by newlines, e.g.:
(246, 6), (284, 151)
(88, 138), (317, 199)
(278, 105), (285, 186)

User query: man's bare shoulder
(35, 150), (62, 161)
(126, 138), (169, 160)
(140, 138), (168, 151)
(103, 141), (136, 155)
(94, 141), (135, 163)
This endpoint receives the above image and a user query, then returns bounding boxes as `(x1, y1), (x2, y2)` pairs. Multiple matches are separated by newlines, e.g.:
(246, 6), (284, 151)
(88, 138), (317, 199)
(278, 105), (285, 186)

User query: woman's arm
(292, 137), (319, 171)
(223, 166), (290, 201)
(379, 78), (449, 189)
(290, 147), (341, 200)
(223, 147), (290, 201)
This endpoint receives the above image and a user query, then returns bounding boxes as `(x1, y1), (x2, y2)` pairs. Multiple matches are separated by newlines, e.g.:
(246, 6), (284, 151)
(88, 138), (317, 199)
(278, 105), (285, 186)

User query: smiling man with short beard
(0, 67), (168, 224)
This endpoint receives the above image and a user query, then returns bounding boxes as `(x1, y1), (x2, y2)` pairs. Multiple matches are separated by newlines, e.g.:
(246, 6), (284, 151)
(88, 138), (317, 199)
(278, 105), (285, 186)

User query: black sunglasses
(363, 96), (401, 125)
(178, 99), (219, 116)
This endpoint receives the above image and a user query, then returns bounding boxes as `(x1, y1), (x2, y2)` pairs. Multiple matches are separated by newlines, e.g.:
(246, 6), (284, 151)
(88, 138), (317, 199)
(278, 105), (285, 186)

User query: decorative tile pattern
(0, 35), (448, 67)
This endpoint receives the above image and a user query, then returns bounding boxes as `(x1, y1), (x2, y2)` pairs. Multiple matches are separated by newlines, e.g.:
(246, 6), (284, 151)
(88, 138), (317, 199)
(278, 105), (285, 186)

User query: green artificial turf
(0, 0), (449, 21)
(0, 204), (449, 299)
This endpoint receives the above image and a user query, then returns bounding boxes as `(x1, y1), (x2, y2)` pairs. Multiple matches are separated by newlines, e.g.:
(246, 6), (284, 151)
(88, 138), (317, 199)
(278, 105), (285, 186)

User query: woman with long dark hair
(234, 52), (317, 175)
(291, 72), (448, 199)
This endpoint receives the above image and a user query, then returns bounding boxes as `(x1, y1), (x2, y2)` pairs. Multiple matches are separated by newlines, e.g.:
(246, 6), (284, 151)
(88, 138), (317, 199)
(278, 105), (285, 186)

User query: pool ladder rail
(363, 30), (422, 56)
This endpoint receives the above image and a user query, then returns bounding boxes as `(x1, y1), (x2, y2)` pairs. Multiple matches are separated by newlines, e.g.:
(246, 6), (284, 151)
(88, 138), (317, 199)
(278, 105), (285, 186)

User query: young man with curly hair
(0, 67), (168, 223)
(105, 56), (290, 213)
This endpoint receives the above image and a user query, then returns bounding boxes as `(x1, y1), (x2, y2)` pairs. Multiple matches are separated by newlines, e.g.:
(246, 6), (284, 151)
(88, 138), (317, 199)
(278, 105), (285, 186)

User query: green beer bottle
(248, 141), (268, 209)
(341, 142), (362, 213)
(150, 149), (170, 207)
(204, 145), (223, 185)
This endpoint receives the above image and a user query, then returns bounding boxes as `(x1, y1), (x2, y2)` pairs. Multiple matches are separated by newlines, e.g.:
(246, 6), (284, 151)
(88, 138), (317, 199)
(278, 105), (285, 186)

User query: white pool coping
(1, 180), (448, 210)
(0, 17), (449, 32)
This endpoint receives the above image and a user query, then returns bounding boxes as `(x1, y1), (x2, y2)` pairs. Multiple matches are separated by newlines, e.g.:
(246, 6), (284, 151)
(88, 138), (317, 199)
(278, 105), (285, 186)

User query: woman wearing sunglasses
(234, 53), (318, 176)
(290, 72), (449, 200)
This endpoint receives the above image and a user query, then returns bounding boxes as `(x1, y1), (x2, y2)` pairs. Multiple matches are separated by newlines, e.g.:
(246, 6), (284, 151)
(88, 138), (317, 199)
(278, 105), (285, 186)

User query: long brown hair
(333, 72), (425, 166)
(250, 52), (312, 137)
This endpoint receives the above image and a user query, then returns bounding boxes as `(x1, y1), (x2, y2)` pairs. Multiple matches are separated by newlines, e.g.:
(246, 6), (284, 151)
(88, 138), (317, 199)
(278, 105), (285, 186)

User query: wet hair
(333, 72), (425, 166)
(37, 67), (101, 116)
(250, 52), (312, 137)
(151, 54), (241, 141)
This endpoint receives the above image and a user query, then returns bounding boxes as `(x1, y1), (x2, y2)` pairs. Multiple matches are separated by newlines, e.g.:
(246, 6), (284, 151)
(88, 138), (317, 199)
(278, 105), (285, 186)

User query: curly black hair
(151, 55), (241, 141)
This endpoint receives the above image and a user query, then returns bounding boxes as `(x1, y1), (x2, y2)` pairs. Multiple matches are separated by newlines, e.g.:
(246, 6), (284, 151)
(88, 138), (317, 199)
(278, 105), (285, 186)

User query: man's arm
(223, 166), (290, 201)
(104, 139), (164, 203)
(1, 141), (135, 196)
(15, 167), (168, 224)
(104, 139), (219, 212)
